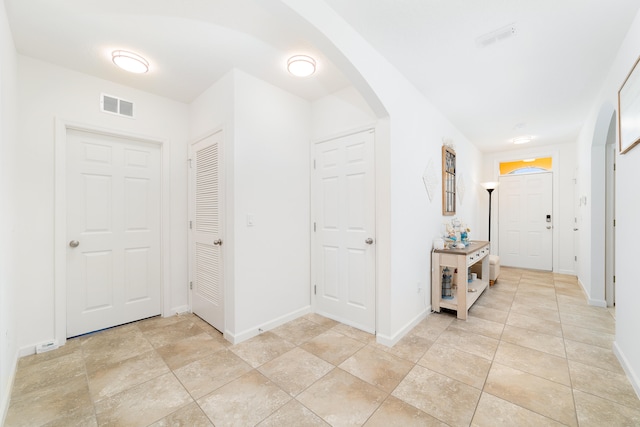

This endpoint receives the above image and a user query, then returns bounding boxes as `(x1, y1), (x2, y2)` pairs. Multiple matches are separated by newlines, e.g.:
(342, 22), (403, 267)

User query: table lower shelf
(437, 279), (489, 313)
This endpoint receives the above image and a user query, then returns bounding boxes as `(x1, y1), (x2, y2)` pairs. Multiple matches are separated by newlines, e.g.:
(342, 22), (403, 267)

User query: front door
(312, 130), (376, 333)
(190, 131), (224, 332)
(66, 129), (161, 337)
(498, 172), (553, 270)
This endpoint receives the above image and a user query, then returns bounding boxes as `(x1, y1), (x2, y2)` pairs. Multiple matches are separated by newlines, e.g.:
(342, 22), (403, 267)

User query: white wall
(386, 100), (482, 341)
(310, 86), (378, 140)
(482, 141), (577, 275)
(576, 8), (640, 396)
(233, 70), (311, 338)
(190, 70), (312, 342)
(16, 56), (189, 351)
(189, 70), (237, 334)
(282, 1), (483, 344)
(0, 0), (18, 421)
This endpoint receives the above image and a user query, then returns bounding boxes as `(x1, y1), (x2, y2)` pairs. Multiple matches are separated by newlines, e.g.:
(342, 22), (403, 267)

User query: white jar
(433, 238), (445, 250)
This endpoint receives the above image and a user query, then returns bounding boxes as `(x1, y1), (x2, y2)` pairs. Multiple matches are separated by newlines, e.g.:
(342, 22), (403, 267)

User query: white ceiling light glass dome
(112, 50), (150, 74)
(287, 55), (316, 77)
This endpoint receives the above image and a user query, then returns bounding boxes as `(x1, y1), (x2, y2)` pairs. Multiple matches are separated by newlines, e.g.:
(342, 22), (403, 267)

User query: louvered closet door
(190, 131), (224, 331)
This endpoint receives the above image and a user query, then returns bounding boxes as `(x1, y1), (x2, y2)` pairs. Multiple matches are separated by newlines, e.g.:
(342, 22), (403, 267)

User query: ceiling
(5, 0), (640, 152)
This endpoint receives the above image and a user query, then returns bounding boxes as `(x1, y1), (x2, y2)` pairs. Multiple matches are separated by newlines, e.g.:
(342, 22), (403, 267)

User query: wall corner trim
(375, 306), (430, 347)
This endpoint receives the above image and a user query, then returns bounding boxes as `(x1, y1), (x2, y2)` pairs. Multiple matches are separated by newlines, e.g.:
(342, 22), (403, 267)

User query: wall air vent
(476, 23), (517, 48)
(100, 93), (135, 118)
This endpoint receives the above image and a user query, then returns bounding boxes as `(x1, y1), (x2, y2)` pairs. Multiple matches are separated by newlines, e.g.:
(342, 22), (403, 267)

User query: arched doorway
(590, 105), (616, 307)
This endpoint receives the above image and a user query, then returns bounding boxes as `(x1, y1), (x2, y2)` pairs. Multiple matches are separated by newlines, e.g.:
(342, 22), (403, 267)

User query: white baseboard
(557, 268), (576, 275)
(0, 348), (19, 426)
(171, 305), (190, 315)
(18, 344), (36, 358)
(576, 277), (607, 307)
(225, 305), (312, 345)
(376, 306), (430, 347)
(613, 341), (640, 400)
(587, 298), (607, 308)
(577, 277), (588, 296)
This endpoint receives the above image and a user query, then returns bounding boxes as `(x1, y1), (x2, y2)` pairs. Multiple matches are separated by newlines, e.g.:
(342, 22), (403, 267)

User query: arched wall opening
(589, 103), (616, 306)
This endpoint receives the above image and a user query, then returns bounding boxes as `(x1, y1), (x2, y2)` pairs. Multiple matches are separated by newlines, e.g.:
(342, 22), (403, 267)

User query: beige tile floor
(5, 267), (640, 426)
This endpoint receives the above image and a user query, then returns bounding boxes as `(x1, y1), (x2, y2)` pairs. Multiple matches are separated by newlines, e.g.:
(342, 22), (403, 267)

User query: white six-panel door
(66, 129), (161, 337)
(498, 172), (553, 271)
(313, 130), (376, 333)
(190, 131), (224, 332)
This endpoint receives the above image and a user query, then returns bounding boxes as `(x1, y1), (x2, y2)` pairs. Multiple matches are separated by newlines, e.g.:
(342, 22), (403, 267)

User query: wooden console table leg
(457, 255), (467, 320)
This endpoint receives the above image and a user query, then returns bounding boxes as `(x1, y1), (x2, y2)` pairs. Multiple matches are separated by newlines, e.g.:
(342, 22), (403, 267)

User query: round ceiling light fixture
(112, 50), (149, 74)
(287, 55), (316, 77)
(511, 135), (533, 145)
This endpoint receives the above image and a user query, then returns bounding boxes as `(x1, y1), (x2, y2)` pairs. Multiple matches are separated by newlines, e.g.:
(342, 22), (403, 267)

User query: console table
(431, 241), (490, 320)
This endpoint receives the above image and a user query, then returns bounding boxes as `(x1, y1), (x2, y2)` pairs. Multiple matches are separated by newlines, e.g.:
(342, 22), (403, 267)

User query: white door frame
(54, 119), (172, 345)
(605, 142), (616, 306)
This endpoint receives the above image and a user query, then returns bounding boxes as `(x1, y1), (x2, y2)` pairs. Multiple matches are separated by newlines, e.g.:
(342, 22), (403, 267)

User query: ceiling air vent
(476, 23), (517, 48)
(100, 93), (135, 118)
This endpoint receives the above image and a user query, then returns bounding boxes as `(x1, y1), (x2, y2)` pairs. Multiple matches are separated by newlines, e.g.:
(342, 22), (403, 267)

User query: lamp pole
(481, 182), (499, 243)
(487, 188), (494, 242)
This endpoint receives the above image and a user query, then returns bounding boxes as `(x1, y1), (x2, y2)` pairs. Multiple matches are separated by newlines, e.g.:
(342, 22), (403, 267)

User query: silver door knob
(69, 240), (80, 248)
(365, 238), (374, 245)
(213, 239), (223, 246)
(573, 228), (579, 231)
(546, 226), (552, 229)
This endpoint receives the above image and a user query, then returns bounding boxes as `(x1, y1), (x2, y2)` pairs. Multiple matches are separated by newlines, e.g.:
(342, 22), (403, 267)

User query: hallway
(5, 267), (639, 426)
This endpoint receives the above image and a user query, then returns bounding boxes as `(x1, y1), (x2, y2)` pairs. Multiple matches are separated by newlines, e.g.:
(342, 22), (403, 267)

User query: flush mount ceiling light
(511, 135), (533, 145)
(476, 23), (517, 48)
(287, 55), (316, 77)
(112, 50), (149, 74)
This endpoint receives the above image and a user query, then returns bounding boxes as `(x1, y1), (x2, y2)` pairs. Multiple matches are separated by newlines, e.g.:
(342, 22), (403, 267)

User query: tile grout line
(471, 269), (522, 425)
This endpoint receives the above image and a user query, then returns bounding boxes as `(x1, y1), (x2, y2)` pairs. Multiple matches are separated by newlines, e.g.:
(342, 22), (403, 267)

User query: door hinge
(314, 285), (316, 295)
(189, 281), (193, 290)
(614, 163), (616, 171)
(613, 275), (616, 283)
(313, 222), (316, 232)
(188, 158), (193, 169)
(613, 219), (616, 227)
(189, 220), (193, 229)
(313, 159), (316, 169)
(575, 255), (577, 261)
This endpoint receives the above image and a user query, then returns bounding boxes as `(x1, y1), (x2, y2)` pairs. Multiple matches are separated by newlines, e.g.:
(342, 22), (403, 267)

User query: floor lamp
(481, 182), (499, 242)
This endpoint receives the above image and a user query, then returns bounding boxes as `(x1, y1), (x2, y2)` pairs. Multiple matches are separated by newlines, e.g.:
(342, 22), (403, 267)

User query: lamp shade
(481, 181), (499, 190)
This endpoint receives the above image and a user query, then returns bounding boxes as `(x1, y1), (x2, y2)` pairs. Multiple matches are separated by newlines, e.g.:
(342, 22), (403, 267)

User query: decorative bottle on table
(442, 267), (453, 299)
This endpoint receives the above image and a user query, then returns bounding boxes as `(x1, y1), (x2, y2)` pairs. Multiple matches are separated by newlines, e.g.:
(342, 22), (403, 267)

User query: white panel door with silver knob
(66, 129), (161, 337)
(312, 130), (375, 333)
(498, 172), (553, 270)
